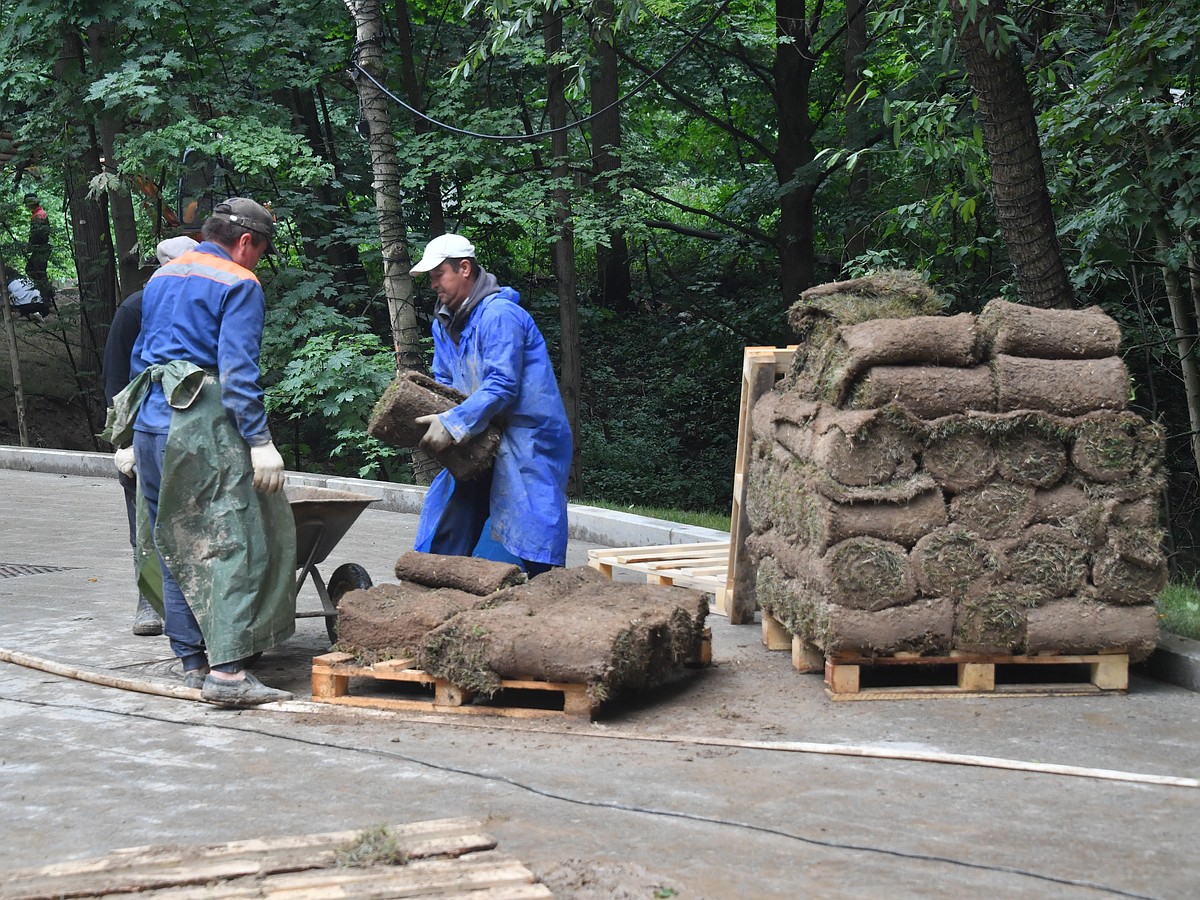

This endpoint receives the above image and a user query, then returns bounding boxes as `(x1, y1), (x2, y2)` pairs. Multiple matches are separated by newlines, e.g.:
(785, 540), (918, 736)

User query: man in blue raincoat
(410, 233), (572, 576)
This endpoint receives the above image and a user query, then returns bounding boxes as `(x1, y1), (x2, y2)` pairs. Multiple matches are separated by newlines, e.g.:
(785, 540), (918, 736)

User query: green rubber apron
(102, 362), (296, 665)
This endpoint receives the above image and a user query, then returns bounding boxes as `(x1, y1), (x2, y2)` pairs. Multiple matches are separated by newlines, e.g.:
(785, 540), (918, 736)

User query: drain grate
(0, 563), (80, 579)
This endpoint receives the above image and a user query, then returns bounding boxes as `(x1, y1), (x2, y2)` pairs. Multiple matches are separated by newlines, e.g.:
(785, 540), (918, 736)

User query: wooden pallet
(725, 346), (797, 624)
(823, 650), (1130, 701)
(312, 636), (710, 719)
(0, 817), (552, 899)
(312, 652), (598, 718)
(587, 541), (729, 611)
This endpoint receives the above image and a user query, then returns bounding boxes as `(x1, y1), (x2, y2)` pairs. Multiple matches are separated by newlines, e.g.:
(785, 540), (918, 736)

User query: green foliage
(265, 327), (407, 481)
(1158, 581), (1200, 642)
(576, 306), (744, 513)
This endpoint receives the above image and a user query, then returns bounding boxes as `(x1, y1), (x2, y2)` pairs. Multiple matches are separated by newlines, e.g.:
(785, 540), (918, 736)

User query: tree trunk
(1156, 218), (1200, 482)
(0, 250), (30, 446)
(546, 10), (583, 496)
(87, 22), (141, 301)
(344, 0), (420, 370)
(394, 0), (445, 236)
(58, 26), (116, 443)
(589, 0), (631, 312)
(842, 0), (870, 267)
(951, 0), (1073, 309)
(774, 0), (818, 302)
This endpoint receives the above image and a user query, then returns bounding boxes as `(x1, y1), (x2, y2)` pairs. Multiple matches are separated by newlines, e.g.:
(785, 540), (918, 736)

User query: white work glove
(415, 414), (454, 453)
(114, 446), (136, 477)
(250, 442), (285, 494)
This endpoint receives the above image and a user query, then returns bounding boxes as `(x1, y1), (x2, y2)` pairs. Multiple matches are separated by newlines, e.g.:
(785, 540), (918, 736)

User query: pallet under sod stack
(729, 272), (1166, 700)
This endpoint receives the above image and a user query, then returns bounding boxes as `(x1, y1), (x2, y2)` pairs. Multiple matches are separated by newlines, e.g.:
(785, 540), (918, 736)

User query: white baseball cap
(410, 233), (475, 273)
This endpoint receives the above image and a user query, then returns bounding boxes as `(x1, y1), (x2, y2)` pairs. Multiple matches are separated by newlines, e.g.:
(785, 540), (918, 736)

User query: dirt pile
(746, 282), (1163, 661)
(337, 555), (709, 703)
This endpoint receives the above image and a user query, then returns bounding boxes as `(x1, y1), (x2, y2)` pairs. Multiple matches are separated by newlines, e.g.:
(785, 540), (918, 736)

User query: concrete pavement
(1, 454), (1199, 898)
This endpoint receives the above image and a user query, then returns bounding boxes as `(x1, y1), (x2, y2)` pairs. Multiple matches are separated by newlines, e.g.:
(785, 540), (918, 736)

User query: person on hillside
(103, 198), (296, 707)
(23, 193), (52, 298)
(103, 235), (198, 638)
(408, 232), (572, 577)
(4, 266), (47, 323)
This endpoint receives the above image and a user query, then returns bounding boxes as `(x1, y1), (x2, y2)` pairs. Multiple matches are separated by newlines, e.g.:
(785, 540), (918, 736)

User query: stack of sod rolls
(745, 273), (1163, 660)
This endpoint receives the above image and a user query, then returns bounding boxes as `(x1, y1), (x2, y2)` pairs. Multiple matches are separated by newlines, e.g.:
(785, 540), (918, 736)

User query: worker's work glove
(114, 446), (136, 477)
(250, 442), (285, 494)
(415, 414), (454, 454)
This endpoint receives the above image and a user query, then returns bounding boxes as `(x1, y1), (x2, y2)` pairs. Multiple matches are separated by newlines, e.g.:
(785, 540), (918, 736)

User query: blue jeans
(133, 430), (240, 674)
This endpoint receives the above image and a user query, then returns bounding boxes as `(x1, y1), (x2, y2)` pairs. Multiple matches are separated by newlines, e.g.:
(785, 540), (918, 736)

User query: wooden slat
(724, 346), (797, 624)
(586, 543), (728, 600)
(310, 654), (599, 719)
(1, 819), (516, 900)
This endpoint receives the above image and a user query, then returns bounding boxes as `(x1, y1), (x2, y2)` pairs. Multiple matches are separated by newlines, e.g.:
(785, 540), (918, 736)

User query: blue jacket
(130, 242), (271, 445)
(415, 287), (572, 565)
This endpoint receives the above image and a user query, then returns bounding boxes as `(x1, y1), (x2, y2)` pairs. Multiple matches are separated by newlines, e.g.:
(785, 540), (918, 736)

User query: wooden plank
(724, 346), (796, 625)
(60, 853), (549, 900)
(586, 544), (728, 600)
(957, 662), (995, 692)
(605, 541), (728, 563)
(311, 657), (599, 720)
(761, 609), (790, 651)
(1, 820), (504, 900)
(791, 637), (824, 673)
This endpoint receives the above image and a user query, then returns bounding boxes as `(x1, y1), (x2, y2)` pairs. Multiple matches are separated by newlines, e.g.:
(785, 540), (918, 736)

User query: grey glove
(415, 414), (453, 453)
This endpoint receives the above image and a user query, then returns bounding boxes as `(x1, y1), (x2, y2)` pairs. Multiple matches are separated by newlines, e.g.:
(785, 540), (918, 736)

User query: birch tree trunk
(1156, 218), (1200, 482)
(343, 0), (419, 370)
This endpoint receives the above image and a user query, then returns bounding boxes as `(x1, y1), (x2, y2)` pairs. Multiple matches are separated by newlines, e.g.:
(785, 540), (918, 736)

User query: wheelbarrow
(287, 487), (379, 643)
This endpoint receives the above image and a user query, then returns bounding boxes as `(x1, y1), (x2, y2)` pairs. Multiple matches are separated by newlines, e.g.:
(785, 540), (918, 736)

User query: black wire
(350, 0), (734, 143)
(0, 694), (1157, 898)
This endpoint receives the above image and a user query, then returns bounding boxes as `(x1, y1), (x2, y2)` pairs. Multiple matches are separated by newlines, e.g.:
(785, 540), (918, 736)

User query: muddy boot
(131, 594), (163, 636)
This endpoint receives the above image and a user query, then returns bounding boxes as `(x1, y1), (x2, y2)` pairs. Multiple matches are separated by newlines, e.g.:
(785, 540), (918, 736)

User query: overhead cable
(350, 0), (734, 142)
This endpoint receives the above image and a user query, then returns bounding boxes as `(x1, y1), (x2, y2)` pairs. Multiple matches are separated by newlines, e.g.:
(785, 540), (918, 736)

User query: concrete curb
(1137, 631), (1200, 693)
(0, 446), (729, 549)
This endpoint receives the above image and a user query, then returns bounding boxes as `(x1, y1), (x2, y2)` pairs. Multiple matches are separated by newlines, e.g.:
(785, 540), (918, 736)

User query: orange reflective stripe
(150, 249), (259, 286)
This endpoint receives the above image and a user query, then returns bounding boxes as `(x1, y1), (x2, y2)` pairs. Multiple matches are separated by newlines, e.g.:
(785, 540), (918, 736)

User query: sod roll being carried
(367, 370), (502, 481)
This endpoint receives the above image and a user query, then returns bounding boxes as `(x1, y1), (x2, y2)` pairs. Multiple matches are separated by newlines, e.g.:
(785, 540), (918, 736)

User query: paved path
(1, 466), (1198, 898)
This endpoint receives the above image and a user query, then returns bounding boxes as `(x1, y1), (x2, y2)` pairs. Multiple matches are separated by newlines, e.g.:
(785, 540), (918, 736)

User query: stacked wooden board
(0, 818), (551, 899)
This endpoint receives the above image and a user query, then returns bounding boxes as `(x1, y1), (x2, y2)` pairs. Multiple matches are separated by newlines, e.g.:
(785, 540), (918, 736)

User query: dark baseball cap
(212, 197), (277, 254)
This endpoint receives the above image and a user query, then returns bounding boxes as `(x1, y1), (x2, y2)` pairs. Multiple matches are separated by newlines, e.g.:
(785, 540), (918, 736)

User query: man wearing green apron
(121, 198), (296, 707)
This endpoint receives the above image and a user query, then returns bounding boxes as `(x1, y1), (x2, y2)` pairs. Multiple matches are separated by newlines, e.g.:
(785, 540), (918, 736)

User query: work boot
(201, 673), (293, 708)
(131, 595), (163, 636)
(182, 668), (209, 691)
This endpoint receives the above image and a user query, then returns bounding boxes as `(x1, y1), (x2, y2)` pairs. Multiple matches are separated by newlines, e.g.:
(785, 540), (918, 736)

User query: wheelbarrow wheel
(325, 563), (373, 643)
